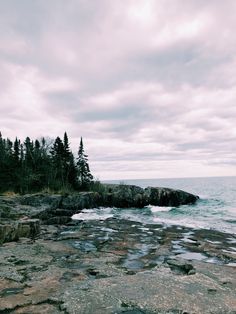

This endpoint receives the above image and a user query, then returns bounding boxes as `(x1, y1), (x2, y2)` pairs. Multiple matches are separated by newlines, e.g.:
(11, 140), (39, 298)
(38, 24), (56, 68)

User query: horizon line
(101, 174), (236, 181)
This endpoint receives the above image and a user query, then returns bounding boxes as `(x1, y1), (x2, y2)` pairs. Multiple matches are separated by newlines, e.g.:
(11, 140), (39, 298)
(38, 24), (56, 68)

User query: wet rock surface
(0, 189), (235, 313)
(0, 213), (236, 313)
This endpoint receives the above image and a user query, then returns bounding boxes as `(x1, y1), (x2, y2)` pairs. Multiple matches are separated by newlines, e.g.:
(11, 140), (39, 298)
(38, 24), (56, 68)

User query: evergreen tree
(68, 153), (78, 189)
(13, 138), (20, 162)
(31, 139), (43, 190)
(62, 132), (78, 189)
(76, 137), (93, 189)
(4, 139), (14, 190)
(0, 132), (7, 191)
(24, 137), (34, 166)
(63, 132), (70, 160)
(62, 132), (72, 185)
(20, 137), (31, 193)
(36, 137), (52, 190)
(6, 139), (13, 159)
(0, 132), (94, 193)
(12, 138), (21, 192)
(17, 143), (25, 193)
(50, 136), (65, 188)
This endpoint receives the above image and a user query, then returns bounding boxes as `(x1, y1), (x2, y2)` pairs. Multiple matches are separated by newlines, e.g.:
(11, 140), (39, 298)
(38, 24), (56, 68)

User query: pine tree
(0, 132), (94, 193)
(24, 137), (32, 161)
(62, 132), (72, 186)
(63, 132), (78, 189)
(39, 137), (53, 190)
(63, 132), (70, 160)
(0, 132), (6, 191)
(5, 139), (15, 190)
(21, 137), (34, 193)
(68, 153), (78, 189)
(76, 137), (93, 189)
(13, 138), (20, 162)
(12, 138), (21, 192)
(50, 136), (65, 188)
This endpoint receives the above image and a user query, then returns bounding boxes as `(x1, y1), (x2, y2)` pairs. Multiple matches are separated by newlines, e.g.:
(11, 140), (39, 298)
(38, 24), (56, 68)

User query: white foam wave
(198, 194), (209, 200)
(152, 217), (207, 229)
(146, 205), (172, 213)
(72, 207), (114, 221)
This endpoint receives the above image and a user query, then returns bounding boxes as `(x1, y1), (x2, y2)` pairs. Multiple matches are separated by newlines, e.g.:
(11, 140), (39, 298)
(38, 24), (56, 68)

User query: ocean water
(73, 176), (236, 235)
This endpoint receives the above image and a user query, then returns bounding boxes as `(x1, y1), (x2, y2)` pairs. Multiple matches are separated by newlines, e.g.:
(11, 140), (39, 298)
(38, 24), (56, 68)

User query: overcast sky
(1, 0), (236, 180)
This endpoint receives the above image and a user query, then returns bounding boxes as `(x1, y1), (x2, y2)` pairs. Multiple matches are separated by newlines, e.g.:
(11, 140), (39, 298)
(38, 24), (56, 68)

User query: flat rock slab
(61, 265), (236, 314)
(0, 220), (236, 314)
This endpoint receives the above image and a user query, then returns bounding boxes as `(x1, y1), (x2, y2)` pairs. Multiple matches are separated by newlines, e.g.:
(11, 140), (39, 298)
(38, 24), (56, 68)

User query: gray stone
(0, 185), (199, 238)
(166, 258), (195, 275)
(0, 219), (40, 244)
(144, 187), (199, 207)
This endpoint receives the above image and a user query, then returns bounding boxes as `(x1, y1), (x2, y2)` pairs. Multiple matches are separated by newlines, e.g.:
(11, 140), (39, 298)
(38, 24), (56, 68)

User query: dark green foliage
(62, 132), (77, 189)
(0, 132), (94, 194)
(0, 136), (14, 191)
(13, 138), (20, 162)
(89, 179), (106, 193)
(76, 137), (93, 189)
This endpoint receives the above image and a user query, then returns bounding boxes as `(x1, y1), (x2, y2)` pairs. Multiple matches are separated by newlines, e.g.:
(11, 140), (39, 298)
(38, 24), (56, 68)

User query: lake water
(73, 176), (236, 234)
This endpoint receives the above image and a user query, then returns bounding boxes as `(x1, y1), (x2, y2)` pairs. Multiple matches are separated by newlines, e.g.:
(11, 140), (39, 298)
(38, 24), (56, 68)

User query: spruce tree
(76, 137), (93, 189)
(62, 132), (72, 186)
(21, 137), (33, 193)
(13, 138), (20, 163)
(50, 136), (65, 189)
(39, 137), (53, 190)
(68, 153), (78, 189)
(5, 139), (14, 190)
(13, 138), (21, 192)
(0, 132), (94, 193)
(0, 132), (6, 191)
(63, 132), (70, 160)
(24, 137), (34, 165)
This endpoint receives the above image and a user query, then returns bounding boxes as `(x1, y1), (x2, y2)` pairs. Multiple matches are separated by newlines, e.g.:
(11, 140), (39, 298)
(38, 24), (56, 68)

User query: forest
(0, 132), (94, 193)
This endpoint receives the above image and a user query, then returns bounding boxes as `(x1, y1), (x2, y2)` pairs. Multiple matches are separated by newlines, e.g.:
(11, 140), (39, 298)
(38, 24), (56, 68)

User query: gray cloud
(0, 0), (236, 179)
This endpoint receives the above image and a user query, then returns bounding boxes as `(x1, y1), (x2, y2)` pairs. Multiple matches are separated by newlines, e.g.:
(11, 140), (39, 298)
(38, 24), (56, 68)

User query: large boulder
(144, 187), (199, 206)
(32, 192), (102, 224)
(102, 184), (148, 208)
(61, 192), (102, 210)
(0, 219), (40, 244)
(101, 184), (198, 208)
(19, 194), (62, 209)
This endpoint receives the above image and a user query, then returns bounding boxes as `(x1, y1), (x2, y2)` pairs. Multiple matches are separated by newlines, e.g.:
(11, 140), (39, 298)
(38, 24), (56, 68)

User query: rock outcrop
(0, 219), (40, 244)
(144, 186), (198, 207)
(102, 184), (147, 208)
(18, 184), (198, 225)
(103, 184), (199, 208)
(0, 184), (199, 243)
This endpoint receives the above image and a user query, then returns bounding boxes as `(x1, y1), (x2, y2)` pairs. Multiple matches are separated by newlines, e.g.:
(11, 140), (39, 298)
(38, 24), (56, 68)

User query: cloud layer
(1, 0), (236, 179)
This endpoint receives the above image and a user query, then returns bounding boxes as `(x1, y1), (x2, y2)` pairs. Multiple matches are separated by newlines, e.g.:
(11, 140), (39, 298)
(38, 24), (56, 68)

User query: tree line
(0, 132), (94, 193)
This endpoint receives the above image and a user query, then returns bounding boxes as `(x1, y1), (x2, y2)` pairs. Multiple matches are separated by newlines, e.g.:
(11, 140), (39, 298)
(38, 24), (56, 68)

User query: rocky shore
(1, 184), (199, 234)
(0, 185), (236, 313)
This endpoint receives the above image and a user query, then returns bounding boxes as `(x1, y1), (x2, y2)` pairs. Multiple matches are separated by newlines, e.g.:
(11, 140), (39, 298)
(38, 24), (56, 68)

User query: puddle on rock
(172, 240), (186, 254)
(122, 244), (157, 271)
(177, 252), (207, 261)
(73, 241), (97, 253)
(227, 262), (236, 267)
(64, 217), (236, 272)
